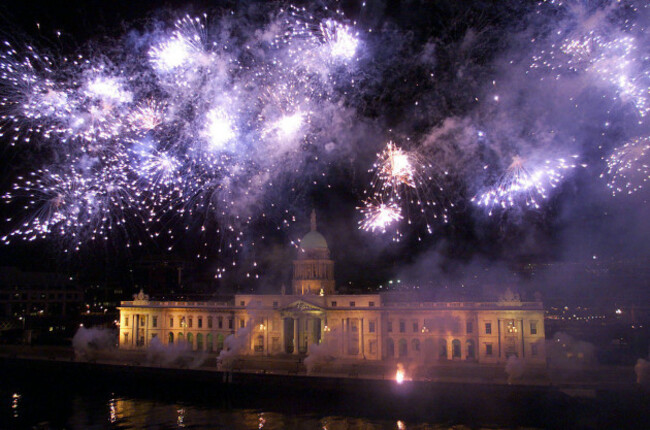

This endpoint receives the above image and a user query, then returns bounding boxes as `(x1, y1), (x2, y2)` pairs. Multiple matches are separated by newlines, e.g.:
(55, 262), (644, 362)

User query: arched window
(466, 339), (475, 360)
(424, 339), (435, 362)
(206, 333), (213, 352)
(386, 338), (395, 358)
(197, 333), (204, 351)
(168, 332), (174, 344)
(398, 339), (408, 357)
(216, 334), (224, 352)
(411, 339), (420, 353)
(439, 338), (447, 359)
(187, 333), (193, 348)
(452, 339), (461, 358)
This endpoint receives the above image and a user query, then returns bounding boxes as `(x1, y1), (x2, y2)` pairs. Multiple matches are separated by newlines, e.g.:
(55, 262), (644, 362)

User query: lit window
(506, 320), (517, 333)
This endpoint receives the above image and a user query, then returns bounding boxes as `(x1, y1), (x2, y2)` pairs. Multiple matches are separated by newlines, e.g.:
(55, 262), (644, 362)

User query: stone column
(265, 316), (270, 355)
(293, 317), (299, 355)
(280, 318), (286, 353)
(341, 318), (346, 356)
(359, 318), (366, 360)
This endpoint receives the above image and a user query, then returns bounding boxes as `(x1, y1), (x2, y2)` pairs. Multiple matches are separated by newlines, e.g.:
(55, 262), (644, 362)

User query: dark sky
(0, 0), (649, 304)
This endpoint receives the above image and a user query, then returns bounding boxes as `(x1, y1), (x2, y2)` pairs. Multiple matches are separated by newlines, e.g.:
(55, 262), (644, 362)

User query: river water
(1, 387), (496, 430)
(1, 362), (648, 429)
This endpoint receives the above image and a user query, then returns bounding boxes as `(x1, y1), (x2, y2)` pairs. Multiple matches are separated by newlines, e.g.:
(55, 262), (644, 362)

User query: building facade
(118, 212), (545, 364)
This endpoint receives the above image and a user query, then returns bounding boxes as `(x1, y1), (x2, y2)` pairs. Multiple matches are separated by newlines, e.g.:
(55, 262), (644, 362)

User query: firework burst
(358, 141), (450, 236)
(601, 136), (650, 196)
(473, 154), (583, 215)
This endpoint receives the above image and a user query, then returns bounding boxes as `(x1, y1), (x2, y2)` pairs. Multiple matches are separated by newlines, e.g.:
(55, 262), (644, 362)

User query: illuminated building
(118, 211), (545, 364)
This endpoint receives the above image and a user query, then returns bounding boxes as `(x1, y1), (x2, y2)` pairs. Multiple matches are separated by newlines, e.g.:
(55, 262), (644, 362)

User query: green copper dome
(299, 209), (328, 251)
(300, 230), (328, 250)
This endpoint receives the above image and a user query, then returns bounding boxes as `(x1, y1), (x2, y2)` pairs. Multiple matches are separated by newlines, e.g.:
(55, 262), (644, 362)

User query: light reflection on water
(52, 396), (481, 430)
(2, 388), (529, 430)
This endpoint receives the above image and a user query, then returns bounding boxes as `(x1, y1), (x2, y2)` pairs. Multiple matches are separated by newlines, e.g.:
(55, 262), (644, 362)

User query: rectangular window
(466, 321), (473, 334)
(228, 318), (233, 329)
(412, 321), (418, 333)
(218, 316), (223, 329)
(123, 333), (128, 343)
(369, 321), (376, 333)
(125, 316), (129, 327)
(170, 317), (173, 328)
(140, 317), (145, 327)
(485, 322), (492, 335)
(331, 301), (337, 307)
(273, 301), (278, 309)
(188, 317), (193, 328)
(207, 317), (213, 329)
(369, 301), (375, 307)
(486, 344), (493, 356)
(399, 320), (405, 333)
(350, 301), (355, 307)
(181, 317), (186, 327)
(240, 301), (245, 306)
(530, 321), (537, 335)
(198, 317), (203, 328)
(369, 340), (377, 354)
(531, 343), (538, 356)
(152, 316), (158, 328)
(240, 319), (245, 329)
(387, 320), (393, 333)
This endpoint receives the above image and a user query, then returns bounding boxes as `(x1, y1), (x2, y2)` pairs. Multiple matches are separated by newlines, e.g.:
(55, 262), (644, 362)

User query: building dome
(299, 209), (329, 251)
(300, 230), (328, 250)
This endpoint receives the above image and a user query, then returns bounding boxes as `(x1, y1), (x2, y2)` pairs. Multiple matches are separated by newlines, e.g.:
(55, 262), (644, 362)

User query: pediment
(281, 299), (325, 314)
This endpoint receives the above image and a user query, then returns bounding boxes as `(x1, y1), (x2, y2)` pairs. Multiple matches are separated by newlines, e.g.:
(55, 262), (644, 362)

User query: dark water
(0, 386), (492, 430)
(1, 360), (648, 429)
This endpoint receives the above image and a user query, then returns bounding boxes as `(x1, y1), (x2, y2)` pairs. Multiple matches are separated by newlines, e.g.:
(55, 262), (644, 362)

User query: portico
(280, 299), (325, 354)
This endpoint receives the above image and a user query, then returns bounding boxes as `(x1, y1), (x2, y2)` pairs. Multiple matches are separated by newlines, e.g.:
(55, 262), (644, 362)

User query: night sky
(0, 0), (648, 304)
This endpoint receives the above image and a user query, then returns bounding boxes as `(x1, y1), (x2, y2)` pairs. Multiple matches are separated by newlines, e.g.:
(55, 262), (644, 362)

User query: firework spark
(473, 155), (583, 215)
(358, 201), (403, 233)
(601, 136), (650, 196)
